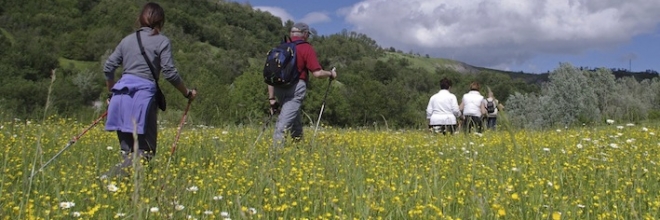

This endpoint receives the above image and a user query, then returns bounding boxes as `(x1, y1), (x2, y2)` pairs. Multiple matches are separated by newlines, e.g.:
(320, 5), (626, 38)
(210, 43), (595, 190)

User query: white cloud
(300, 12), (331, 24)
(253, 6), (294, 24)
(342, 0), (660, 68)
(253, 6), (330, 25)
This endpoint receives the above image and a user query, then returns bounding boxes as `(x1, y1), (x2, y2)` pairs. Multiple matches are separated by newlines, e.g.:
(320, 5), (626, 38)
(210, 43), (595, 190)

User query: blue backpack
(263, 37), (307, 87)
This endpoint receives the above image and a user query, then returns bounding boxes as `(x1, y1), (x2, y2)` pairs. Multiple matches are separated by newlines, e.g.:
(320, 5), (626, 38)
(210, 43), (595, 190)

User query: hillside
(0, 0), (656, 127)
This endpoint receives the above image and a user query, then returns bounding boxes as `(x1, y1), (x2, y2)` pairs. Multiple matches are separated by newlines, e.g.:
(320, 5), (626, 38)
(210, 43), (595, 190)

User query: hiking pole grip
(330, 67), (336, 81)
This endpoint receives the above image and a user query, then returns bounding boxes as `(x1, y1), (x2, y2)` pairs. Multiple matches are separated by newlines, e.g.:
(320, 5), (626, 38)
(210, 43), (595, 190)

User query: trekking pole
(164, 99), (192, 169)
(159, 98), (193, 193)
(313, 68), (335, 142)
(29, 111), (108, 179)
(252, 112), (274, 148)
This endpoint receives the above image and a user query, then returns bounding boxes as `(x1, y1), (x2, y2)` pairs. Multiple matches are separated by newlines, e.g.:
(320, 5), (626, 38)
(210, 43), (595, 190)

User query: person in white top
(483, 87), (504, 130)
(460, 82), (486, 133)
(426, 78), (461, 135)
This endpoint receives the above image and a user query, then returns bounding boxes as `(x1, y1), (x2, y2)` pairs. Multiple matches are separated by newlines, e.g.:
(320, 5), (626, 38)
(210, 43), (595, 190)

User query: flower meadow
(1, 117), (660, 219)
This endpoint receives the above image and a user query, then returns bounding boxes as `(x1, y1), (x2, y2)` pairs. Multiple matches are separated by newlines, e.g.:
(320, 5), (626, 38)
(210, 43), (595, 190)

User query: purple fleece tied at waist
(105, 74), (157, 134)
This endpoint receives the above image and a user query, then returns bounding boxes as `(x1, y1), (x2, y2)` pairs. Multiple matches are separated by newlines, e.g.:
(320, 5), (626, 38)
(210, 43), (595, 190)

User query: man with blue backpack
(264, 22), (337, 148)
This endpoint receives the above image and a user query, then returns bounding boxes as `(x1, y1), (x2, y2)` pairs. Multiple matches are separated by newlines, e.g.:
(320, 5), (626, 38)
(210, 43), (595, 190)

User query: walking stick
(164, 99), (192, 169)
(170, 99), (192, 155)
(252, 112), (275, 148)
(313, 75), (334, 142)
(29, 111), (108, 179)
(160, 99), (192, 192)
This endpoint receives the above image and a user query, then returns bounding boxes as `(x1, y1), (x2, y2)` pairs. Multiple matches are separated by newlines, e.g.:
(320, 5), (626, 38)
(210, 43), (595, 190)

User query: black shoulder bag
(136, 30), (167, 111)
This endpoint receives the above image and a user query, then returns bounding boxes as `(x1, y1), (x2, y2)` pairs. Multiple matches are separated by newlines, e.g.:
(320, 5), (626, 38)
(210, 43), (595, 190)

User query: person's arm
(305, 46), (336, 79)
(451, 96), (461, 117)
(103, 43), (123, 91)
(159, 38), (196, 99)
(173, 82), (196, 100)
(311, 69), (336, 79)
(497, 99), (504, 110)
(480, 100), (487, 115)
(267, 85), (278, 115)
(268, 85), (275, 100)
(426, 98), (433, 120)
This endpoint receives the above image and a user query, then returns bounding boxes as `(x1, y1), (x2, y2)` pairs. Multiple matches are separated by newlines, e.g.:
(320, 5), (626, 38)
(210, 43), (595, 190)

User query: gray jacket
(103, 27), (183, 86)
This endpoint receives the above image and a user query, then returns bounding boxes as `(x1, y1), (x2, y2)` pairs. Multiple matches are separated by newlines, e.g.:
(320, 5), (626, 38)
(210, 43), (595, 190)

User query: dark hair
(469, 81), (480, 91)
(138, 2), (165, 35)
(440, 77), (452, 90)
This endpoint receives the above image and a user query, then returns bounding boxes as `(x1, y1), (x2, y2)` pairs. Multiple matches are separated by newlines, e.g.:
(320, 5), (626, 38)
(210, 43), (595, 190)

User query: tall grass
(1, 116), (659, 219)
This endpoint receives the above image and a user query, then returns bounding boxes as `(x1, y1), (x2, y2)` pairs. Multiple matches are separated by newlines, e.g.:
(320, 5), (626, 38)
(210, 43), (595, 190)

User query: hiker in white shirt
(460, 82), (486, 133)
(426, 78), (461, 135)
(483, 88), (504, 131)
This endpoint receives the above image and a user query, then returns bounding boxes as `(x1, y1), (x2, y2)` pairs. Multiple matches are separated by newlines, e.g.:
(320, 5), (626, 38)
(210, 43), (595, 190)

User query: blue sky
(236, 0), (660, 74)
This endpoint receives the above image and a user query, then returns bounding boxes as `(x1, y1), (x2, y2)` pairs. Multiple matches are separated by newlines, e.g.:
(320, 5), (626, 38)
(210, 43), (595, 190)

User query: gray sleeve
(158, 38), (183, 86)
(103, 42), (123, 80)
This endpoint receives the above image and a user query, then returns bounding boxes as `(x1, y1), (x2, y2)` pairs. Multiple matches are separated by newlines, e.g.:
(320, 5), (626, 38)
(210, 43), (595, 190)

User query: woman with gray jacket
(101, 2), (197, 178)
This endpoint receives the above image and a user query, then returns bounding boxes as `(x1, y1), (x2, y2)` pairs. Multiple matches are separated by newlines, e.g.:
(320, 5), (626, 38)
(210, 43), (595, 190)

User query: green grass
(2, 117), (660, 219)
(381, 52), (458, 73)
(58, 57), (98, 71)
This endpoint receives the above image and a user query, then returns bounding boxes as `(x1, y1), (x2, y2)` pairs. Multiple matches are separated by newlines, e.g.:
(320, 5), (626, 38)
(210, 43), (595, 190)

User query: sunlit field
(2, 117), (660, 219)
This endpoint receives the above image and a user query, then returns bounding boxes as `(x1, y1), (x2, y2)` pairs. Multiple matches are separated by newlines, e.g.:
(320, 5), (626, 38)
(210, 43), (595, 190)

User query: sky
(236, 0), (660, 74)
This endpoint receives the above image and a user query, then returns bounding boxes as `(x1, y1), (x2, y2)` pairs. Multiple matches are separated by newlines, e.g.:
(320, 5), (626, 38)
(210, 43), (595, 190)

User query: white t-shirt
(462, 91), (484, 117)
(426, 90), (461, 125)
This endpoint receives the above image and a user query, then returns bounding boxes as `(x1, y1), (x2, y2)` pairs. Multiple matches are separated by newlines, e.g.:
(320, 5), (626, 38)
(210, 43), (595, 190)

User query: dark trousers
(462, 116), (483, 133)
(116, 99), (158, 167)
(486, 117), (497, 130)
(430, 125), (456, 135)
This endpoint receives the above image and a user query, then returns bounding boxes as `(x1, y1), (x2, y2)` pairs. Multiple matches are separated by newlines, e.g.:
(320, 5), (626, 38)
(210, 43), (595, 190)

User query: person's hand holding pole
(330, 67), (337, 80)
(269, 99), (279, 116)
(184, 88), (197, 101)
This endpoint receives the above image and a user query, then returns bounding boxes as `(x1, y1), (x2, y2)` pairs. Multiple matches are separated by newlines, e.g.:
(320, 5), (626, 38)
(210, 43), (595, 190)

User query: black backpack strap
(292, 39), (308, 45)
(282, 35), (292, 43)
(136, 30), (162, 90)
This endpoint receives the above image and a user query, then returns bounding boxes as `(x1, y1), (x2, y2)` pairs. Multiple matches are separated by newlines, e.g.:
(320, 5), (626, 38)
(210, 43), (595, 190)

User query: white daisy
(59, 201), (75, 209)
(107, 184), (118, 192)
(150, 207), (159, 213)
(186, 186), (199, 192)
(175, 204), (185, 211)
